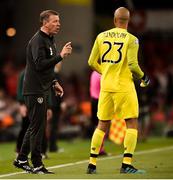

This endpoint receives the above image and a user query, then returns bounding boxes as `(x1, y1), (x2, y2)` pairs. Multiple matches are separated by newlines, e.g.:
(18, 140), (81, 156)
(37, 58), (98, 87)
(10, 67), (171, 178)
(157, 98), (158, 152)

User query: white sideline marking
(0, 146), (173, 178)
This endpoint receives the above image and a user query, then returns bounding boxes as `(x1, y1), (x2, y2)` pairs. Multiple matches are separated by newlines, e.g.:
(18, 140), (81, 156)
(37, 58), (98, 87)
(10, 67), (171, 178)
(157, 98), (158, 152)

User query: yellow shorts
(97, 90), (139, 120)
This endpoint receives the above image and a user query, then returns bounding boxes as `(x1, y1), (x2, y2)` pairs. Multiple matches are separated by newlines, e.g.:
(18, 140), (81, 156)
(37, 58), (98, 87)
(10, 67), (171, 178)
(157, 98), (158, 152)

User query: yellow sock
(123, 128), (138, 165)
(89, 128), (105, 165)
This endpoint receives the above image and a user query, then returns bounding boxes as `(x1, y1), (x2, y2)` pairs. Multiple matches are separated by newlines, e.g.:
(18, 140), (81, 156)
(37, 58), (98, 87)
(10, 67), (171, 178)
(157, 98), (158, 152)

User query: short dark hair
(40, 10), (59, 26)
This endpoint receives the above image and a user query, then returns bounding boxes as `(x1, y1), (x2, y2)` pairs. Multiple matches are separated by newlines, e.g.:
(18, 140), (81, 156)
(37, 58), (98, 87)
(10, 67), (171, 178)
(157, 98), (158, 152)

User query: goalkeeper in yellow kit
(86, 7), (150, 174)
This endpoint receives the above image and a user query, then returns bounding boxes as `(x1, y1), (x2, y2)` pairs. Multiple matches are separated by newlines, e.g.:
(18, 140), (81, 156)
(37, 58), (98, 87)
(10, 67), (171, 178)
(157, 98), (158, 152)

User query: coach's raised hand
(60, 42), (72, 58)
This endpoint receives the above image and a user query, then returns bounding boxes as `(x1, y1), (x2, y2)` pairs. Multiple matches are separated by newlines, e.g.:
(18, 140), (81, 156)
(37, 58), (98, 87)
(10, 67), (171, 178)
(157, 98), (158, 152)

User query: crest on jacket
(37, 97), (43, 104)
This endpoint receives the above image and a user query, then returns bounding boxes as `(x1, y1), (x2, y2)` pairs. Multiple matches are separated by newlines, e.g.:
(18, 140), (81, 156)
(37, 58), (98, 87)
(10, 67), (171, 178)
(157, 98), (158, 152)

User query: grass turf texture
(0, 137), (173, 179)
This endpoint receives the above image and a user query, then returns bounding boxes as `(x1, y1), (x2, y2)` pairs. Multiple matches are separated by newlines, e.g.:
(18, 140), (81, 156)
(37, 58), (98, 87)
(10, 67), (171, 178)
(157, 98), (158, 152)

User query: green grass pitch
(0, 137), (173, 179)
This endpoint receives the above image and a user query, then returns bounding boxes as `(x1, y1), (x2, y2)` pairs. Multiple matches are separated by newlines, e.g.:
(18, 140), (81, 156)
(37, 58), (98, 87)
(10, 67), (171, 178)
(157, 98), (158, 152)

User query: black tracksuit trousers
(18, 94), (48, 167)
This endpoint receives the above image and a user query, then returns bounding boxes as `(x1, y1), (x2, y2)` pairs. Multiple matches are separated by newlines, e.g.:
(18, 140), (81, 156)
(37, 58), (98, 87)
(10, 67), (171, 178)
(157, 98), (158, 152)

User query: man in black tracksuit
(13, 10), (72, 174)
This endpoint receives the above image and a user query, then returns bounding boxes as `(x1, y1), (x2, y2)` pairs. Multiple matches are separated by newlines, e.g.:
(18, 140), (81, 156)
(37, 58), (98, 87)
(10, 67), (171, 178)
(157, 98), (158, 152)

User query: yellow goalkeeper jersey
(88, 27), (144, 92)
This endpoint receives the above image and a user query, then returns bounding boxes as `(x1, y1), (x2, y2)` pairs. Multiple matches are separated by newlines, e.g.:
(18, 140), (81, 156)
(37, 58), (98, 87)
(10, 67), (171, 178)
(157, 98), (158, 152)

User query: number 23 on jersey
(101, 41), (124, 64)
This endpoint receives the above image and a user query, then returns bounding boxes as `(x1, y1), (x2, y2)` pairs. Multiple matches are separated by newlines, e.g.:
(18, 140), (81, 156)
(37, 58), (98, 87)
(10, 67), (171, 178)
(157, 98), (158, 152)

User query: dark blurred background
(1, 0), (173, 142)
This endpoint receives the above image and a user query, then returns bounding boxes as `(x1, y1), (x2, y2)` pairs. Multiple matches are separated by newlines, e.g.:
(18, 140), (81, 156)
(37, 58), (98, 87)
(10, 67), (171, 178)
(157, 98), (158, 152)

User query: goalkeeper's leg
(121, 118), (145, 174)
(87, 120), (110, 174)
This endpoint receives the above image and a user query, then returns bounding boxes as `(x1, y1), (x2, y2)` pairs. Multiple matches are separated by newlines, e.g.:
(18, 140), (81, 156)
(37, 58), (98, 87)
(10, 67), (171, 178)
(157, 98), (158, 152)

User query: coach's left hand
(54, 81), (64, 97)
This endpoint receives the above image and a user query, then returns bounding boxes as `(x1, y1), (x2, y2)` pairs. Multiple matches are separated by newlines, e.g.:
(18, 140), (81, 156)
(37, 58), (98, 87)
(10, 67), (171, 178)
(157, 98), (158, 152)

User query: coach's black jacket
(23, 30), (62, 95)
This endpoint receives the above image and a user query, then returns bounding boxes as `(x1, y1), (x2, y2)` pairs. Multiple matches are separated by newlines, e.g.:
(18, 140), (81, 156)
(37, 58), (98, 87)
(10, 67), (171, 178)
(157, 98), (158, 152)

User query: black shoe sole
(32, 171), (55, 174)
(87, 169), (96, 174)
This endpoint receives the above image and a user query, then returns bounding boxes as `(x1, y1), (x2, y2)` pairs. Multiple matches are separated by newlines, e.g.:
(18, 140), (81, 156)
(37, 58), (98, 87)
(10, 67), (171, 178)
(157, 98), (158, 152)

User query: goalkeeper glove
(140, 74), (150, 87)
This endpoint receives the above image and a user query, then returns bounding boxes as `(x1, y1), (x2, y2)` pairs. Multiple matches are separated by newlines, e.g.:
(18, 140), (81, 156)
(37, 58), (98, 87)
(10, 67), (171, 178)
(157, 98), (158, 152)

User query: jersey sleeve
(127, 36), (144, 79)
(88, 36), (102, 74)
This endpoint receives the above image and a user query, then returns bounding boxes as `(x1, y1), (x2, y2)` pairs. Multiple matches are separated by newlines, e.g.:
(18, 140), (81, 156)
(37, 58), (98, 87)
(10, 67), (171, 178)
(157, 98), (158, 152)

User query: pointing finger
(65, 42), (72, 47)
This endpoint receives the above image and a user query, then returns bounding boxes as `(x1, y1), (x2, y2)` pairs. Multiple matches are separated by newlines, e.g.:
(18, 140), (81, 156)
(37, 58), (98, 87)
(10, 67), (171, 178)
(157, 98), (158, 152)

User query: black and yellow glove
(140, 74), (150, 87)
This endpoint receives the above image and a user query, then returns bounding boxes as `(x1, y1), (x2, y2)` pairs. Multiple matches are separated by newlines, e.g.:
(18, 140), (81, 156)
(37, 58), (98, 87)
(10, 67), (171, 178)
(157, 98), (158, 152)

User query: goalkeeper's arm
(128, 62), (150, 87)
(127, 38), (150, 87)
(88, 38), (102, 74)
